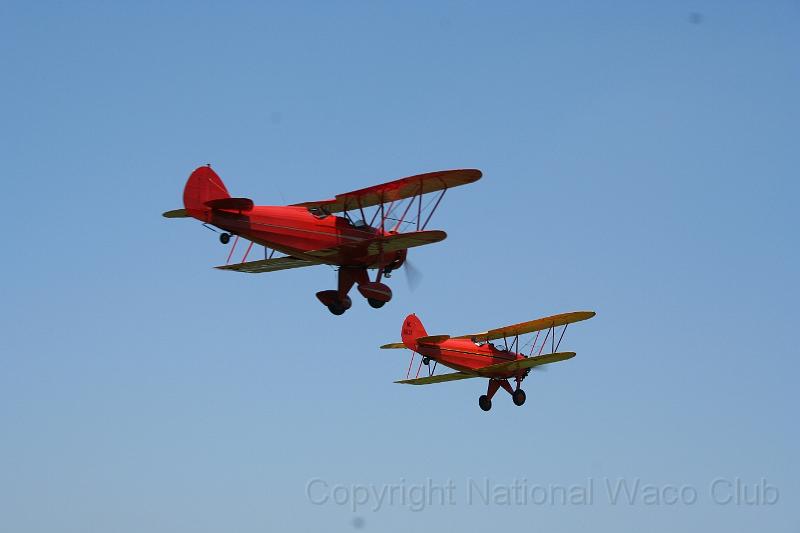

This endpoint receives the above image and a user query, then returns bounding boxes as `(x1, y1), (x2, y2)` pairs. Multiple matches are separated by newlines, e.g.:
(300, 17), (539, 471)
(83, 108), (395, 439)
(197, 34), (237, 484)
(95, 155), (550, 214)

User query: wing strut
(392, 184), (422, 232)
(405, 350), (416, 379)
(226, 235), (240, 264)
(421, 187), (447, 230)
(415, 356), (424, 378)
(555, 323), (568, 352)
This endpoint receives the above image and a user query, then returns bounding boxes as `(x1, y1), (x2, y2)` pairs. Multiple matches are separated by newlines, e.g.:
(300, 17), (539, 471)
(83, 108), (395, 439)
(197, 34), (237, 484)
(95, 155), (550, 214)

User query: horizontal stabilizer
(416, 335), (450, 345)
(162, 208), (189, 218)
(474, 352), (576, 377)
(205, 197), (254, 211)
(380, 343), (407, 349)
(216, 256), (321, 273)
(395, 372), (477, 385)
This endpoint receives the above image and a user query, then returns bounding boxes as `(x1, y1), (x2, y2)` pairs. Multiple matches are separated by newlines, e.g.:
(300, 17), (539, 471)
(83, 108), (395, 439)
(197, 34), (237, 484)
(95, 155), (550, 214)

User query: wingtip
(162, 208), (188, 218)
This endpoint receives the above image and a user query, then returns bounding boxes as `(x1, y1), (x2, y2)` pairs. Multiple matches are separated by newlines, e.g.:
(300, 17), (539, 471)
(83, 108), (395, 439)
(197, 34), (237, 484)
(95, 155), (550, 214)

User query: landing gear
(479, 378), (526, 411)
(359, 282), (392, 309)
(367, 298), (386, 309)
(318, 268), (391, 314)
(326, 295), (352, 316)
(219, 232), (231, 244)
(512, 388), (526, 406)
(479, 395), (492, 411)
(328, 303), (346, 315)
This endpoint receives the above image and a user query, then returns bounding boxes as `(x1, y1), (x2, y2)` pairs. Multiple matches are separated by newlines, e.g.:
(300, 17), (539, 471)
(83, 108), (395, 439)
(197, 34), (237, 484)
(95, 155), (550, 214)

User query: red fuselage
(194, 205), (404, 269)
(410, 339), (527, 379)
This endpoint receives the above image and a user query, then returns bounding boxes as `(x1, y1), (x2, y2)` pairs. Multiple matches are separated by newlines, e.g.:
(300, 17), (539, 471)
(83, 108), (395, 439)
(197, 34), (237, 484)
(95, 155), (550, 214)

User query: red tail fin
(401, 314), (428, 349)
(183, 166), (230, 217)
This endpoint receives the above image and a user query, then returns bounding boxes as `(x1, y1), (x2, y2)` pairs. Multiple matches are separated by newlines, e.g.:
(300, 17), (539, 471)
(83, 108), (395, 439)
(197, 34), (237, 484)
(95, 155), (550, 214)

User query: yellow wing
(380, 343), (407, 349)
(394, 353), (576, 385)
(293, 169), (482, 214)
(162, 208), (189, 218)
(395, 372), (478, 385)
(308, 230), (446, 263)
(455, 311), (596, 342)
(473, 352), (576, 377)
(217, 231), (445, 273)
(216, 256), (322, 273)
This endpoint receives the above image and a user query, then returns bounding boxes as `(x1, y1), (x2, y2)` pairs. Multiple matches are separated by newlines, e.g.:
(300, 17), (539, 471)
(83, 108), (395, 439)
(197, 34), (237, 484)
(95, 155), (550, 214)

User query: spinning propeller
(403, 258), (423, 291)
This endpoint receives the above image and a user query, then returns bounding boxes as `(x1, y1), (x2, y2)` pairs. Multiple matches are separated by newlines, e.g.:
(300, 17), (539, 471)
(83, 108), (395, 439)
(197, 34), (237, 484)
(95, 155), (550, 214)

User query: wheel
(422, 357), (430, 366)
(512, 388), (526, 406)
(219, 233), (231, 244)
(327, 303), (346, 315)
(367, 298), (386, 309)
(478, 395), (492, 411)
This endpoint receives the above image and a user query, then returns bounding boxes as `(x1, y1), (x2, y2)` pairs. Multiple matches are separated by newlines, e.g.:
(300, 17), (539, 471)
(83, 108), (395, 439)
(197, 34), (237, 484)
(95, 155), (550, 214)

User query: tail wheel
(478, 395), (492, 411)
(512, 389), (526, 406)
(422, 357), (430, 366)
(219, 233), (231, 244)
(367, 298), (386, 309)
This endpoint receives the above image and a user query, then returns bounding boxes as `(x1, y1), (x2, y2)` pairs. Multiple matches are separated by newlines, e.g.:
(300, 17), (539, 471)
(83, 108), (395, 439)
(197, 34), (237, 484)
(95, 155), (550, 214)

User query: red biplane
(381, 311), (596, 411)
(164, 166), (481, 314)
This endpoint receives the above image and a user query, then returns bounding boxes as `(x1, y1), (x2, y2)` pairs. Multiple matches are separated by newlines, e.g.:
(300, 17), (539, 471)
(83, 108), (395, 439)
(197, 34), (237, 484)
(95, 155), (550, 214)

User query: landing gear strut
(479, 378), (525, 411)
(317, 267), (392, 314)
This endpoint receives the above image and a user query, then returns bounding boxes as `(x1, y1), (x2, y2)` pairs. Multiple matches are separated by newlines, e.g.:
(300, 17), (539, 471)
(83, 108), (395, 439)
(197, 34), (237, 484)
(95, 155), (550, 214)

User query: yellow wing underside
(455, 311), (596, 342)
(217, 231), (446, 273)
(293, 169), (482, 214)
(395, 352), (576, 385)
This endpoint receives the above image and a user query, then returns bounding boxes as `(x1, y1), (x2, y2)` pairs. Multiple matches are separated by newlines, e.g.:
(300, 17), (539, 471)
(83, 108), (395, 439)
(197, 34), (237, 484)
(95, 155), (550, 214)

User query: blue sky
(1, 1), (798, 532)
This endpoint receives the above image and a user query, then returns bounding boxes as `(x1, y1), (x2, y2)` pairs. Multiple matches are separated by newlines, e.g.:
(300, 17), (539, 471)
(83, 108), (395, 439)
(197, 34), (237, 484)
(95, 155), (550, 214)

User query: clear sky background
(1, 1), (798, 532)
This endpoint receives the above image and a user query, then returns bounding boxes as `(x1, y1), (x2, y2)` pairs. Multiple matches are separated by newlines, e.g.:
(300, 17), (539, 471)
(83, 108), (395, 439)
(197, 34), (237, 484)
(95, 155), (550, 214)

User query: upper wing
(293, 169), (482, 214)
(474, 352), (576, 377)
(395, 371), (478, 385)
(216, 256), (321, 273)
(455, 311), (596, 342)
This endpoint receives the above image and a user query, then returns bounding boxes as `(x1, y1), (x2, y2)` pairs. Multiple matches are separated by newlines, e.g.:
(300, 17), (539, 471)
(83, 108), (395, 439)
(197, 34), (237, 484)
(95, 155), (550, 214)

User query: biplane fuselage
(409, 338), (527, 379)
(195, 205), (403, 268)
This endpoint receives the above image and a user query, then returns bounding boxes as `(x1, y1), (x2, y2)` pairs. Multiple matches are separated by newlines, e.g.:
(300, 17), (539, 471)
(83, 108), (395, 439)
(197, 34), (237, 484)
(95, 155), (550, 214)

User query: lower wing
(394, 352), (576, 385)
(395, 372), (477, 385)
(216, 230), (446, 273)
(474, 352), (576, 377)
(308, 230), (446, 263)
(216, 256), (321, 273)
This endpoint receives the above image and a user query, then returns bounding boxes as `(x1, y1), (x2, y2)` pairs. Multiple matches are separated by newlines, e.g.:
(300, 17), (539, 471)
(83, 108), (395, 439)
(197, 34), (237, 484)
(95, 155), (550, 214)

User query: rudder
(401, 314), (428, 349)
(183, 165), (230, 216)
